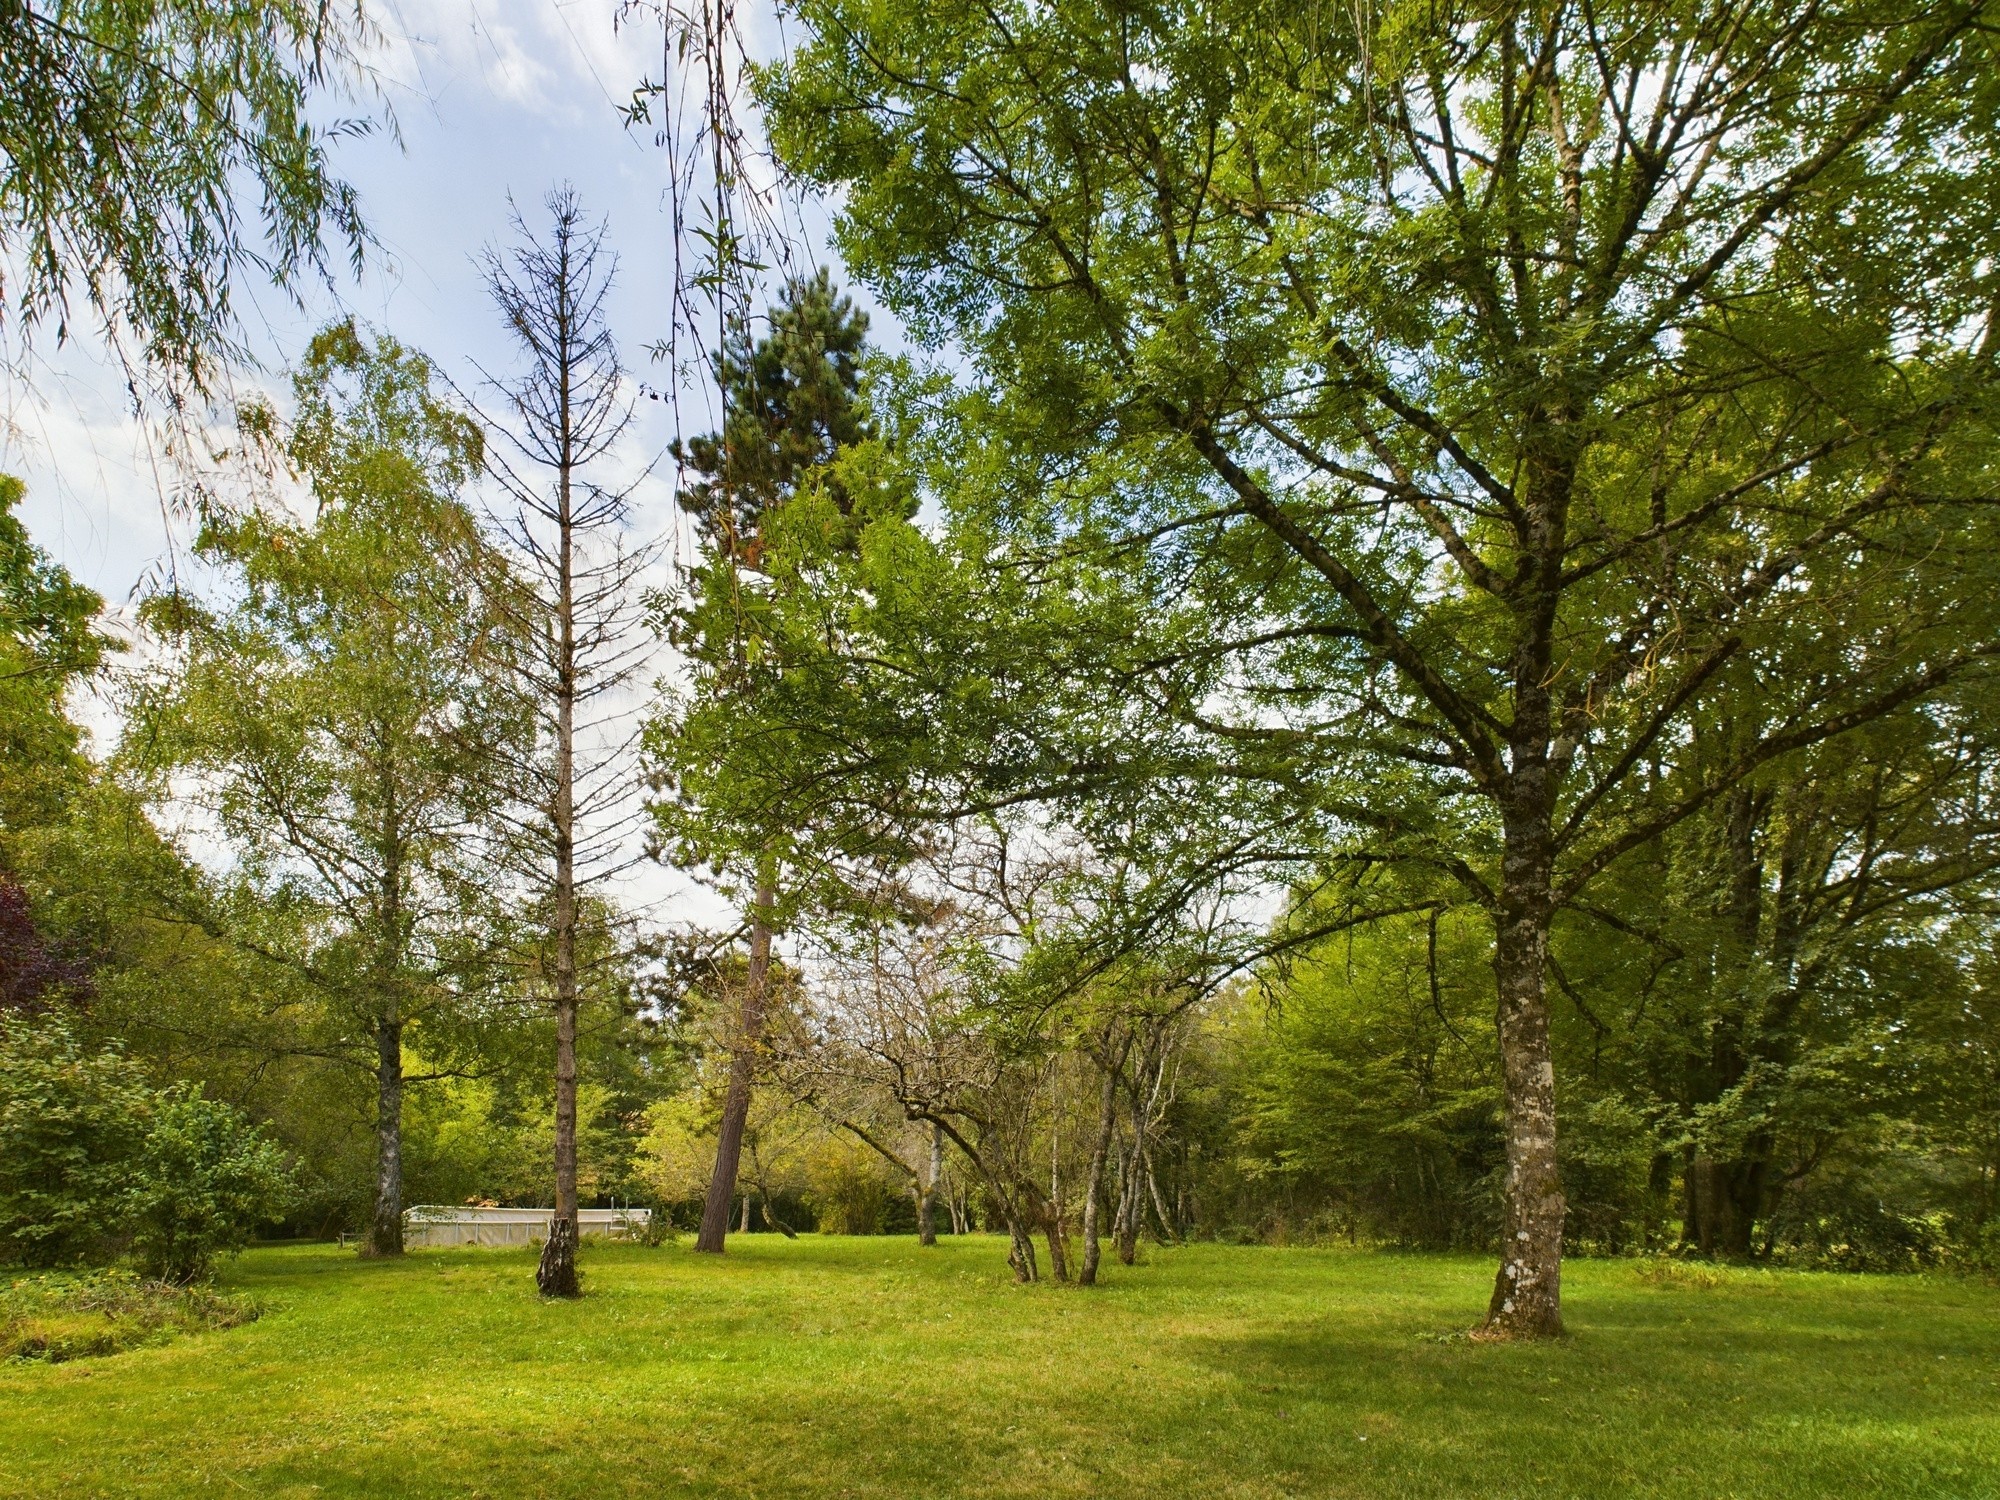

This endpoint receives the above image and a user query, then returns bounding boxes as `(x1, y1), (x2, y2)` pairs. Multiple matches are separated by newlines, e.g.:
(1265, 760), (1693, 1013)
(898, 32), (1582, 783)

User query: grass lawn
(2, 1236), (1997, 1499)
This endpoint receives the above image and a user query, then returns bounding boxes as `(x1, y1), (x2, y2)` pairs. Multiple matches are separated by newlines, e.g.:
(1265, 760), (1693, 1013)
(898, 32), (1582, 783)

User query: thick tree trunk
(918, 1123), (942, 1246)
(1481, 810), (1565, 1338)
(1078, 1058), (1120, 1286)
(1043, 1209), (1070, 1282)
(696, 878), (776, 1253)
(364, 1016), (404, 1256)
(1686, 1151), (1768, 1260)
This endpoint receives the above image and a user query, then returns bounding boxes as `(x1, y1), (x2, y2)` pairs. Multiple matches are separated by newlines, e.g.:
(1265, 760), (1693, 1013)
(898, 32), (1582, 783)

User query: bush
(0, 1014), (293, 1279)
(127, 1089), (294, 1283)
(0, 1014), (152, 1266)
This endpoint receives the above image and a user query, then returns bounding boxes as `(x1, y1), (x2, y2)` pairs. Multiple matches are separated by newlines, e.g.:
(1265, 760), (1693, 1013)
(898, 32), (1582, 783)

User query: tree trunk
(1078, 1057), (1120, 1285)
(739, 1192), (753, 1234)
(1115, 1139), (1141, 1266)
(918, 1122), (941, 1246)
(696, 876), (777, 1253)
(536, 956), (581, 1296)
(1686, 1151), (1767, 1260)
(1481, 807), (1564, 1338)
(364, 1016), (404, 1257)
(1143, 1141), (1177, 1245)
(537, 419), (583, 1300)
(1006, 1213), (1039, 1283)
(1043, 1209), (1070, 1282)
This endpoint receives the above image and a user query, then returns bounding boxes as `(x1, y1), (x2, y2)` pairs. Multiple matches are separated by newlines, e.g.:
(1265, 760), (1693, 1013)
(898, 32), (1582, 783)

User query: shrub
(0, 1014), (152, 1266)
(0, 1014), (294, 1280)
(126, 1089), (294, 1283)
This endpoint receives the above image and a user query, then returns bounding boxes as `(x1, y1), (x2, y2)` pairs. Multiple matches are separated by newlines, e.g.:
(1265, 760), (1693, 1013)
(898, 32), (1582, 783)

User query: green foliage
(0, 472), (113, 841)
(0, 1015), (152, 1267)
(0, 0), (369, 378)
(674, 269), (877, 560)
(125, 1089), (293, 1284)
(126, 320), (524, 1244)
(0, 1015), (291, 1279)
(1221, 910), (1503, 1251)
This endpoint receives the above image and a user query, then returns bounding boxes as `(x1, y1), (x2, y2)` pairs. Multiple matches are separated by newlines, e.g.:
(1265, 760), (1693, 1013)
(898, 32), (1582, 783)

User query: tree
(0, 472), (113, 1009)
(480, 188), (652, 1298)
(764, 0), (2000, 1334)
(653, 271), (882, 1255)
(0, 473), (113, 838)
(126, 1086), (294, 1283)
(0, 0), (368, 381)
(129, 320), (514, 1257)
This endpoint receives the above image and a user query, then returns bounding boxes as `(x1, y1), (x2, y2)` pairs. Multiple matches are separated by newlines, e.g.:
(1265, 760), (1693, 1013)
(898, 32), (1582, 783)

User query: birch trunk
(364, 1017), (404, 1256)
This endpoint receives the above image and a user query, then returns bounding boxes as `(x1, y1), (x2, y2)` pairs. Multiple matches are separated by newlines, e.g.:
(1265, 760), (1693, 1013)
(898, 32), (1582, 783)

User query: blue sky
(4, 0), (807, 606)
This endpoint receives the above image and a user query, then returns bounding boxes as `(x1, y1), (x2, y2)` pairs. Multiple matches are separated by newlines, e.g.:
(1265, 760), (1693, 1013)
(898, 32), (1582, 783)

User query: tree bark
(1481, 803), (1565, 1337)
(696, 876), (776, 1253)
(1043, 1208), (1070, 1282)
(1006, 1213), (1039, 1283)
(536, 948), (581, 1295)
(918, 1122), (941, 1246)
(1115, 1139), (1141, 1266)
(364, 1016), (404, 1256)
(1078, 1054), (1120, 1285)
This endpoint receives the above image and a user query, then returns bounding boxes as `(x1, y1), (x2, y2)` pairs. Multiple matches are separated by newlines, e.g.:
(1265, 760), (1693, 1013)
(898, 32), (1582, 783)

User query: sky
(0, 0), (834, 928)
(5, 0), (730, 602)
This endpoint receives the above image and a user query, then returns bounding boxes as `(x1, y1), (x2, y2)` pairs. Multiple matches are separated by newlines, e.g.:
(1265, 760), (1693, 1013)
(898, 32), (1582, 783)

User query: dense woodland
(3, 0), (2000, 1341)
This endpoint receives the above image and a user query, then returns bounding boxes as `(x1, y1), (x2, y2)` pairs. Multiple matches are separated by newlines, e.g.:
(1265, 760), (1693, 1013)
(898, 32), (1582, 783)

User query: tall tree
(1, 0), (368, 381)
(764, 0), (2000, 1334)
(655, 270), (878, 1255)
(480, 188), (652, 1298)
(130, 320), (513, 1256)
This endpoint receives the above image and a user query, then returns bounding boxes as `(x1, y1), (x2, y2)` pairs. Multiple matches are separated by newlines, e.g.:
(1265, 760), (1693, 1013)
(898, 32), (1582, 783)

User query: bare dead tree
(478, 188), (656, 1299)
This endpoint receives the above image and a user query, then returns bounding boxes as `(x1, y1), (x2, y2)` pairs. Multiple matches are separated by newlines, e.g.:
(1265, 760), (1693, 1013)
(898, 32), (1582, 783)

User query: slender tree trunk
(1143, 1141), (1177, 1245)
(739, 1193), (752, 1234)
(918, 1122), (942, 1247)
(1481, 799), (1565, 1338)
(1043, 1207), (1070, 1282)
(536, 371), (583, 1300)
(696, 876), (776, 1253)
(536, 941), (580, 1295)
(1006, 1212), (1039, 1283)
(365, 1016), (404, 1256)
(1115, 1139), (1141, 1266)
(1079, 1056), (1120, 1286)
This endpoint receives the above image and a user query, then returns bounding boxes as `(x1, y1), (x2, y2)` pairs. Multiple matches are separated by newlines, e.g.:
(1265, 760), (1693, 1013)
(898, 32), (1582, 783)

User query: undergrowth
(1, 1268), (256, 1362)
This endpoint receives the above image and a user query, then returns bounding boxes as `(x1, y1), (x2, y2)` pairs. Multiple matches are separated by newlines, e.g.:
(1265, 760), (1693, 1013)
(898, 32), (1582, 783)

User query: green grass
(2, 1236), (1996, 1499)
